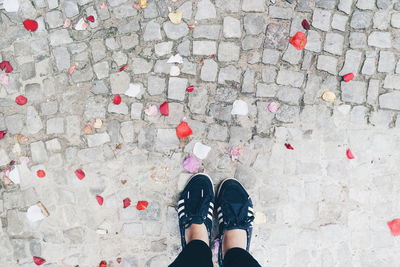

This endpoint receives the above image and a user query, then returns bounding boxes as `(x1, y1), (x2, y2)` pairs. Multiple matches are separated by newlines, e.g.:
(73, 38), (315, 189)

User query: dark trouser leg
(169, 240), (213, 267)
(224, 248), (262, 267)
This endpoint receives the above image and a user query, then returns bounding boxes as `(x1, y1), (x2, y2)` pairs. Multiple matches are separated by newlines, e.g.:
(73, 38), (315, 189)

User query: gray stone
(91, 80), (109, 94)
(177, 40), (190, 57)
(168, 77), (188, 101)
(121, 223), (143, 237)
(244, 14), (266, 35)
(223, 17), (241, 38)
(93, 61), (109, 79)
(146, 255), (169, 267)
(269, 6), (293, 19)
(40, 101), (58, 116)
(163, 22), (189, 40)
(324, 33), (344, 55)
(368, 32), (392, 48)
(112, 51), (128, 66)
(341, 81), (367, 104)
(275, 105), (300, 123)
(216, 0), (240, 12)
(180, 1), (192, 19)
(332, 14), (348, 31)
(193, 41), (217, 55)
(46, 138), (62, 152)
(207, 124), (228, 141)
(47, 117), (64, 134)
(63, 227), (84, 244)
(377, 0), (392, 9)
(339, 50), (363, 75)
(312, 9), (332, 31)
(208, 104), (232, 122)
(340, 0), (354, 13)
(277, 87), (303, 104)
(264, 23), (289, 51)
(373, 11), (390, 30)
(144, 20), (162, 41)
(121, 35), (139, 50)
(218, 66), (242, 84)
(215, 87), (238, 103)
(229, 126), (252, 145)
(349, 32), (367, 48)
(154, 42), (173, 57)
(53, 47), (71, 71)
(49, 29), (73, 46)
(356, 0), (376, 9)
(242, 35), (263, 50)
(351, 11), (373, 29)
(379, 92), (400, 110)
(316, 0), (337, 9)
(5, 114), (24, 134)
(378, 51), (396, 73)
(90, 40), (107, 62)
(282, 45), (302, 64)
(31, 141), (48, 163)
(189, 87), (208, 114)
(62, 0), (79, 17)
(71, 65), (94, 83)
(262, 49), (280, 64)
(218, 42), (240, 62)
(87, 132), (111, 147)
(110, 72), (130, 94)
(361, 50), (377, 75)
(105, 37), (120, 50)
(48, 0), (59, 9)
(195, 0), (217, 20)
(276, 69), (305, 87)
(304, 74), (323, 104)
(154, 59), (170, 74)
(367, 79), (380, 106)
(256, 83), (278, 97)
(20, 62), (36, 80)
(242, 70), (255, 93)
(201, 59), (218, 82)
(148, 76), (165, 96)
(242, 0), (265, 11)
(0, 149), (10, 166)
(383, 75), (400, 89)
(262, 66), (277, 83)
(305, 30), (322, 52)
(45, 10), (64, 28)
(317, 55), (338, 74)
(132, 57), (153, 74)
(193, 25), (221, 40)
(155, 129), (179, 151)
(26, 106), (43, 135)
(25, 83), (43, 102)
(85, 97), (106, 119)
(113, 3), (137, 19)
(108, 102), (129, 114)
(131, 103), (143, 120)
(391, 13), (400, 28)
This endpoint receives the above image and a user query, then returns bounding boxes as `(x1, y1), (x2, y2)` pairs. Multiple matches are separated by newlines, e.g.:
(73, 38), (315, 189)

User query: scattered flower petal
(27, 204), (46, 222)
(116, 257), (122, 264)
(133, 3), (141, 9)
(346, 148), (355, 159)
(83, 125), (93, 134)
(125, 83), (141, 97)
(301, 19), (311, 30)
(4, 0), (20, 12)
(167, 54), (183, 64)
(321, 91), (336, 102)
(387, 219), (400, 236)
(75, 169), (86, 180)
(123, 197), (131, 208)
(0, 73), (10, 85)
(231, 100), (249, 116)
(144, 104), (159, 116)
(267, 102), (279, 113)
(159, 102), (169, 116)
(67, 64), (77, 74)
(183, 156), (201, 173)
(36, 170), (46, 178)
(168, 10), (183, 24)
(93, 118), (103, 129)
(193, 142), (211, 160)
(230, 146), (242, 161)
(343, 73), (354, 82)
(63, 18), (72, 28)
(99, 260), (107, 267)
(16, 134), (29, 143)
(96, 195), (104, 206)
(188, 24), (195, 29)
(33, 256), (46, 266)
(119, 64), (128, 71)
(113, 94), (122, 105)
(186, 86), (195, 92)
(210, 54), (216, 59)
(136, 201), (149, 210)
(138, 0), (148, 8)
(285, 143), (294, 150)
(23, 19), (38, 31)
(121, 179), (127, 185)
(86, 15), (95, 22)
(289, 32), (307, 50)
(100, 2), (108, 9)
(9, 167), (21, 184)
(254, 211), (267, 224)
(169, 65), (180, 76)
(75, 18), (89, 30)
(176, 121), (193, 139)
(15, 95), (28, 105)
(0, 61), (13, 73)
(19, 157), (30, 164)
(0, 131), (6, 139)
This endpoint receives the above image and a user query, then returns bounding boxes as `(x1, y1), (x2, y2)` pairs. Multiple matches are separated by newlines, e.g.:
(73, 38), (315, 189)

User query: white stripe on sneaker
(179, 212), (185, 218)
(248, 212), (253, 217)
(178, 206), (185, 213)
(210, 202), (214, 208)
(219, 217), (224, 223)
(178, 199), (184, 205)
(218, 213), (223, 219)
(248, 207), (254, 212)
(207, 213), (213, 220)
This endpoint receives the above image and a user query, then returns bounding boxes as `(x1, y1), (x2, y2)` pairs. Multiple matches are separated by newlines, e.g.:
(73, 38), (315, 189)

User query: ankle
(223, 229), (247, 255)
(185, 223), (209, 246)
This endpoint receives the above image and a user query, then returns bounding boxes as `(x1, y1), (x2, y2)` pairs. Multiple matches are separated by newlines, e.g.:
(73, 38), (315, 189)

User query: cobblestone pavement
(1, 0), (400, 266)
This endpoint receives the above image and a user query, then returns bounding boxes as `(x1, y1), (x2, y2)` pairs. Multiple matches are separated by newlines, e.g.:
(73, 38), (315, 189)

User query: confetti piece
(86, 15), (95, 22)
(176, 121), (193, 139)
(138, 0), (148, 8)
(0, 61), (13, 73)
(193, 142), (211, 160)
(123, 198), (131, 208)
(0, 73), (10, 85)
(23, 19), (38, 31)
(231, 100), (249, 116)
(136, 201), (149, 210)
(33, 256), (46, 266)
(63, 18), (72, 28)
(119, 64), (128, 71)
(159, 102), (169, 116)
(321, 91), (336, 102)
(144, 104), (159, 116)
(0, 131), (6, 139)
(116, 257), (122, 264)
(285, 143), (294, 150)
(289, 32), (307, 50)
(75, 169), (86, 180)
(36, 170), (46, 178)
(99, 260), (107, 267)
(186, 86), (195, 92)
(183, 156), (201, 173)
(168, 10), (183, 24)
(230, 146), (242, 161)
(387, 219), (400, 236)
(343, 73), (354, 82)
(267, 102), (279, 113)
(96, 195), (104, 206)
(113, 94), (122, 105)
(15, 95), (28, 105)
(346, 148), (355, 159)
(301, 19), (311, 30)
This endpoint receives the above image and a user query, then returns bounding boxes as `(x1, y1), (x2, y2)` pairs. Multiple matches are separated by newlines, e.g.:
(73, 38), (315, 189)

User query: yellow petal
(168, 10), (183, 24)
(254, 211), (267, 224)
(322, 91), (336, 102)
(138, 0), (147, 8)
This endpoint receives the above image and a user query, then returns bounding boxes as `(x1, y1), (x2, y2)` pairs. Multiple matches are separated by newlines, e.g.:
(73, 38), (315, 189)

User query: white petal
(231, 100), (248, 116)
(170, 65), (180, 76)
(26, 205), (46, 222)
(193, 142), (211, 160)
(9, 167), (21, 184)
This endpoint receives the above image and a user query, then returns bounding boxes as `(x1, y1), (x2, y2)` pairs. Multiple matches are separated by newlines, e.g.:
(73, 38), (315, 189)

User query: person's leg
(169, 173), (215, 267)
(224, 247), (261, 267)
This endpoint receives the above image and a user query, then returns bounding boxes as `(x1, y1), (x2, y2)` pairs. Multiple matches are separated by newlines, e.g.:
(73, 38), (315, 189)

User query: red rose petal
(15, 95), (28, 105)
(346, 148), (355, 159)
(23, 19), (39, 32)
(301, 19), (311, 30)
(136, 201), (149, 210)
(36, 170), (46, 178)
(343, 73), (354, 82)
(123, 197), (131, 208)
(285, 143), (294, 150)
(159, 102), (169, 116)
(388, 219), (400, 236)
(99, 260), (107, 267)
(176, 121), (193, 139)
(119, 64), (128, 71)
(0, 131), (6, 139)
(33, 256), (46, 266)
(210, 54), (216, 59)
(116, 257), (122, 264)
(113, 94), (121, 105)
(86, 15), (95, 22)
(0, 61), (13, 73)
(289, 32), (307, 50)
(74, 169), (86, 180)
(96, 195), (104, 206)
(186, 86), (195, 92)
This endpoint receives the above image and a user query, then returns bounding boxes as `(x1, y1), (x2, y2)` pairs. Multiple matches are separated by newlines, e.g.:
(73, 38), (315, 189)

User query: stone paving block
(110, 72), (130, 94)
(383, 75), (400, 89)
(275, 104), (300, 123)
(332, 14), (348, 31)
(218, 65), (242, 84)
(31, 141), (48, 163)
(277, 70), (305, 87)
(47, 117), (64, 134)
(218, 42), (240, 62)
(341, 81), (367, 104)
(276, 87), (303, 105)
(351, 11), (373, 29)
(269, 6), (293, 19)
(207, 124), (228, 141)
(357, 0), (376, 9)
(242, 0), (265, 11)
(392, 13), (400, 28)
(317, 55), (338, 74)
(256, 83), (278, 97)
(379, 91), (400, 110)
(242, 70), (256, 93)
(262, 66), (277, 83)
(200, 59), (218, 82)
(368, 31), (392, 48)
(242, 35), (263, 50)
(339, 50), (363, 75)
(316, 0), (337, 9)
(45, 10), (64, 29)
(262, 49), (281, 64)
(282, 46), (302, 64)
(168, 77), (188, 101)
(5, 114), (25, 134)
(373, 11), (390, 29)
(49, 29), (73, 46)
(0, 149), (10, 166)
(189, 86), (208, 114)
(264, 23), (289, 51)
(324, 33), (345, 55)
(193, 25), (221, 40)
(244, 14), (266, 35)
(312, 9), (332, 31)
(223, 17), (241, 38)
(377, 51), (396, 73)
(305, 30), (322, 52)
(362, 50), (377, 75)
(349, 32), (367, 48)
(93, 61), (109, 79)
(163, 22), (189, 40)
(144, 20), (162, 41)
(193, 41), (217, 56)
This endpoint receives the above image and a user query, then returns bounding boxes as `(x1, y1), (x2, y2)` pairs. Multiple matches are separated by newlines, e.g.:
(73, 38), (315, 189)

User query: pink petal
(285, 143), (294, 150)
(183, 156), (201, 173)
(387, 219), (400, 236)
(346, 148), (355, 159)
(144, 104), (159, 116)
(229, 146), (243, 161)
(0, 73), (10, 85)
(267, 102), (279, 113)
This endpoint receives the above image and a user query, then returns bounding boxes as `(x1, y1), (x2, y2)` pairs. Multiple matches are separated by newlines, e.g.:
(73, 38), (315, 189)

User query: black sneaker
(178, 173), (215, 248)
(216, 178), (255, 266)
